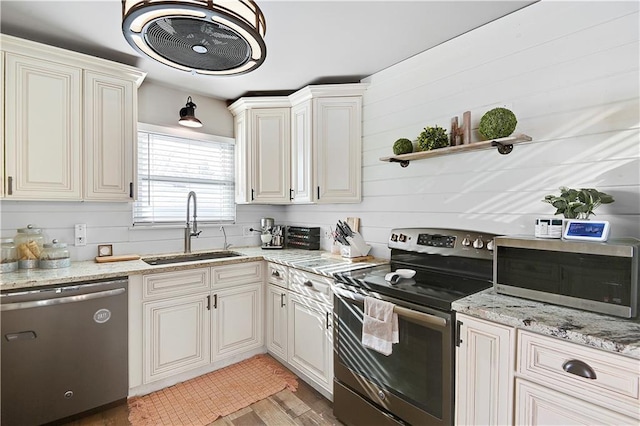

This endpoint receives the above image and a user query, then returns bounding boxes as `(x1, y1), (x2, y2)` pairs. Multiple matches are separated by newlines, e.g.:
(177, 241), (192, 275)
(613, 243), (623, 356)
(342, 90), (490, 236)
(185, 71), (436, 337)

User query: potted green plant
(416, 125), (449, 151)
(542, 186), (614, 219)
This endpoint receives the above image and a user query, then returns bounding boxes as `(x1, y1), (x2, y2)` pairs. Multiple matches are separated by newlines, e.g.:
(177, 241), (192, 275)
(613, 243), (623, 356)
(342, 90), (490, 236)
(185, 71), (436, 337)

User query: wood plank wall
(285, 1), (640, 258)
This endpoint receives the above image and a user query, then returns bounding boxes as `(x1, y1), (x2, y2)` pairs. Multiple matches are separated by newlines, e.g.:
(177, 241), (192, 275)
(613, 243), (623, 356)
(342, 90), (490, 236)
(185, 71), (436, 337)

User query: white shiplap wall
(284, 1), (640, 258)
(1, 2), (638, 261)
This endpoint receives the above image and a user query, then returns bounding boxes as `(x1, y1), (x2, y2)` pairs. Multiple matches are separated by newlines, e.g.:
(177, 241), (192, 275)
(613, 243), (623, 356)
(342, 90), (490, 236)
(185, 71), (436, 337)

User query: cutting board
(95, 254), (141, 263)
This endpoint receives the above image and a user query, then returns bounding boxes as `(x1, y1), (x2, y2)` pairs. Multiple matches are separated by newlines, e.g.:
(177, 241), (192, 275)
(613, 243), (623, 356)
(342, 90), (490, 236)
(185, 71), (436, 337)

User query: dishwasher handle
(0, 287), (126, 312)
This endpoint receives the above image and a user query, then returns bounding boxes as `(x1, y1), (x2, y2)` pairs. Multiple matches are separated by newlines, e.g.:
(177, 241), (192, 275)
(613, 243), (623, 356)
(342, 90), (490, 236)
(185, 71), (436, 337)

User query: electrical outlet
(74, 224), (87, 246)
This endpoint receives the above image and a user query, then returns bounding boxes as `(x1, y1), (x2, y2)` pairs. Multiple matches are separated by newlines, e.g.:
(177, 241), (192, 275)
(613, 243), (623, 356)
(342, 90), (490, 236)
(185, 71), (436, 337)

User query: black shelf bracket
(491, 141), (514, 155)
(389, 158), (410, 168)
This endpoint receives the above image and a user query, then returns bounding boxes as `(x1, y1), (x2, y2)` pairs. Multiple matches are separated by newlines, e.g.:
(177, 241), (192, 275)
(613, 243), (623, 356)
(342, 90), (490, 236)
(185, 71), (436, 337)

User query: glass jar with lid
(14, 224), (46, 269)
(39, 239), (71, 269)
(0, 238), (19, 273)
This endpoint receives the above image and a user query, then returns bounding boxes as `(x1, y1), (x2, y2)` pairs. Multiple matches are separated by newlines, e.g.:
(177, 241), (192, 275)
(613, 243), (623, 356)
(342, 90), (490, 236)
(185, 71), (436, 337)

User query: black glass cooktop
(334, 264), (492, 311)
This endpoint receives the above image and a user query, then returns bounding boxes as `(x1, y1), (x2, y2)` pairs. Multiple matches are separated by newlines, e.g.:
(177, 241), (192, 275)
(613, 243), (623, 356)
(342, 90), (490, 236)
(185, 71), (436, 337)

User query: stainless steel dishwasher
(1, 277), (128, 426)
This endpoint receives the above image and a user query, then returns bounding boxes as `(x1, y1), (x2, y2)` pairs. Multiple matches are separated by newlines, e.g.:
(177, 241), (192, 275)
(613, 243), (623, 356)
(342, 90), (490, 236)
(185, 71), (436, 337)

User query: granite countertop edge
(0, 247), (387, 290)
(453, 288), (640, 360)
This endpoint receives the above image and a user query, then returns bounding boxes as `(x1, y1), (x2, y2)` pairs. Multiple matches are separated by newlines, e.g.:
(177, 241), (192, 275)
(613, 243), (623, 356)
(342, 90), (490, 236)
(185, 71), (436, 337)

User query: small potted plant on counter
(542, 186), (614, 219)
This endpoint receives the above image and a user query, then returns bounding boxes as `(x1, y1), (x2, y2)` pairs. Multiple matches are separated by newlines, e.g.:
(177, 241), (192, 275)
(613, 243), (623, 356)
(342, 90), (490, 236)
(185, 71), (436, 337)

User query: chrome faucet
(220, 226), (232, 250)
(184, 191), (201, 253)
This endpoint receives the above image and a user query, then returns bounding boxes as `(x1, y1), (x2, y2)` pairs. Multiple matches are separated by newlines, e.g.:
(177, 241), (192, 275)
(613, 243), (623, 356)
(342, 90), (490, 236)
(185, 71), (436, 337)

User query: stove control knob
(390, 233), (398, 242)
(461, 236), (471, 247)
(399, 234), (407, 243)
(473, 237), (484, 249)
(487, 239), (495, 251)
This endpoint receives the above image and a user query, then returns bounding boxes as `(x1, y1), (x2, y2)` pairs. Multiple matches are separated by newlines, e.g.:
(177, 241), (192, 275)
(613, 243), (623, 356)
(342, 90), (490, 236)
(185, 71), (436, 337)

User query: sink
(142, 251), (242, 266)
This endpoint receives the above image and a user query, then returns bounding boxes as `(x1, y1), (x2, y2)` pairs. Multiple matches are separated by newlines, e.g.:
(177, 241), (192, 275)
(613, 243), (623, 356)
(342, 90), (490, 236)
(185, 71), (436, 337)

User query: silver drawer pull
(562, 359), (597, 379)
(303, 280), (313, 287)
(271, 270), (280, 278)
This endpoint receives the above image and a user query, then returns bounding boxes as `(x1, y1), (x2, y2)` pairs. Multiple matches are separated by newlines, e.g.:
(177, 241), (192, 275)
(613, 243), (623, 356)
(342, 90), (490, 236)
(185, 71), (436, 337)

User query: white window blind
(134, 130), (235, 225)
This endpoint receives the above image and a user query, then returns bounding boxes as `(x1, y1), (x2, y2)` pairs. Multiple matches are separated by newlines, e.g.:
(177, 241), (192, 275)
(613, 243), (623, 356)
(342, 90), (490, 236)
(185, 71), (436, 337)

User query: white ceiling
(0, 0), (535, 102)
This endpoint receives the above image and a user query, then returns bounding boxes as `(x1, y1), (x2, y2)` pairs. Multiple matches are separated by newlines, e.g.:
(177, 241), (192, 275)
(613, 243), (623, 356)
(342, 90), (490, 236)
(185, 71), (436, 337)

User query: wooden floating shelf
(380, 133), (533, 167)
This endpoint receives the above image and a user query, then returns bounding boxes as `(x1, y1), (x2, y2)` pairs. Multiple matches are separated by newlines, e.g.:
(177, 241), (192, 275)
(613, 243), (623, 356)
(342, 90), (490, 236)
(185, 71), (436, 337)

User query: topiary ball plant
(479, 107), (517, 140)
(416, 125), (449, 151)
(393, 138), (414, 155)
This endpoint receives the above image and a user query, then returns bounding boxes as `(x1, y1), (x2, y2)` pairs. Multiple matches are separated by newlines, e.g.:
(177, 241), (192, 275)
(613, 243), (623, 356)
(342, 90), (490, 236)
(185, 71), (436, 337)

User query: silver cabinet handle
(1, 288), (125, 311)
(271, 270), (280, 278)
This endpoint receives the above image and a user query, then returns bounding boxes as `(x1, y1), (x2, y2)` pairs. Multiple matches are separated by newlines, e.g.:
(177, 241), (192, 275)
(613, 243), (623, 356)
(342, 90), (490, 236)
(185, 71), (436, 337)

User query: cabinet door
(250, 108), (290, 203)
(288, 292), (333, 392)
(212, 282), (263, 361)
(455, 314), (515, 426)
(266, 284), (288, 360)
(1, 52), (4, 198)
(83, 71), (136, 201)
(143, 293), (210, 384)
(290, 100), (313, 203)
(515, 378), (636, 425)
(314, 96), (361, 203)
(233, 111), (251, 204)
(4, 53), (82, 199)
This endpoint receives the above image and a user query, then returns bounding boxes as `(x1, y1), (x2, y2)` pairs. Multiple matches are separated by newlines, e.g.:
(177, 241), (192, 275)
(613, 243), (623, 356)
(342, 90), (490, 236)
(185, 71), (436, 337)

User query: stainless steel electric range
(332, 228), (499, 426)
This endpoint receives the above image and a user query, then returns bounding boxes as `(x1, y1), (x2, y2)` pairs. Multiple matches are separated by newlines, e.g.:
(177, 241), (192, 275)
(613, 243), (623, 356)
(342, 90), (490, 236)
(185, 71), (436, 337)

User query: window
(134, 124), (235, 225)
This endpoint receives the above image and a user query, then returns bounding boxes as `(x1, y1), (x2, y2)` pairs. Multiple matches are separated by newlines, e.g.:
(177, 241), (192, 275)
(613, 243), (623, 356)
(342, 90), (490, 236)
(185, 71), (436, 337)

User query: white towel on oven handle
(362, 296), (399, 356)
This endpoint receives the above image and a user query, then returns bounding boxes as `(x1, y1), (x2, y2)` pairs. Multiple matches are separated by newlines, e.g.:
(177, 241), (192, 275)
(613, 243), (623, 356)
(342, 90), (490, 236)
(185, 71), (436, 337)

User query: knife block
(341, 232), (371, 257)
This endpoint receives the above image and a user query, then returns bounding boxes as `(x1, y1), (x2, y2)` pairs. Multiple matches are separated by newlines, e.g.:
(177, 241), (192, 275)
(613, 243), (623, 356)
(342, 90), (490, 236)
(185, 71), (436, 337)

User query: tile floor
(61, 379), (343, 426)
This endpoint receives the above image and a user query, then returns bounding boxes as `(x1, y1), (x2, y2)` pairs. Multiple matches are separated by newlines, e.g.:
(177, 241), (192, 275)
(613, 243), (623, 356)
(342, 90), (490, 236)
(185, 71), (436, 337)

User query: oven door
(333, 285), (453, 426)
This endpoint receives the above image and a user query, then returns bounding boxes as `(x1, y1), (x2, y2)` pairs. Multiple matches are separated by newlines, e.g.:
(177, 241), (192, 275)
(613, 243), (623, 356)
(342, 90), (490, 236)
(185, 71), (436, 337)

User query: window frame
(133, 123), (236, 227)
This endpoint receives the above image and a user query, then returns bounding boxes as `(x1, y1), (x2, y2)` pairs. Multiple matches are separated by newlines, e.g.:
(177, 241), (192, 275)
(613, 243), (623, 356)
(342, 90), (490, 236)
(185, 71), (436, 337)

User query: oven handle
(337, 287), (448, 328)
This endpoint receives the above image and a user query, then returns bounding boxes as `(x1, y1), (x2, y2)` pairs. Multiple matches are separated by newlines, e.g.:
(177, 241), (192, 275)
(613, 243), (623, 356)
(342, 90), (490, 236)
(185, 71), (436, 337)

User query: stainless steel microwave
(494, 236), (640, 318)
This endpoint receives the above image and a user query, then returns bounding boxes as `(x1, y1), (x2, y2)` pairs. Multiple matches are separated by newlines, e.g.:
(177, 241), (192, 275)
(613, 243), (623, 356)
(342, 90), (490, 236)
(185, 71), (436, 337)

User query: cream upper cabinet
(229, 84), (367, 205)
(289, 84), (367, 204)
(1, 34), (145, 201)
(0, 52), (4, 198)
(4, 52), (82, 200)
(83, 71), (137, 201)
(290, 100), (313, 203)
(313, 96), (363, 203)
(228, 97), (291, 204)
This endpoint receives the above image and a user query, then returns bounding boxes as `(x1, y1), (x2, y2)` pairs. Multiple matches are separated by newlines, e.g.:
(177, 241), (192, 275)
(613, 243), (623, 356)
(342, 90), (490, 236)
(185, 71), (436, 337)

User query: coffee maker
(260, 218), (284, 249)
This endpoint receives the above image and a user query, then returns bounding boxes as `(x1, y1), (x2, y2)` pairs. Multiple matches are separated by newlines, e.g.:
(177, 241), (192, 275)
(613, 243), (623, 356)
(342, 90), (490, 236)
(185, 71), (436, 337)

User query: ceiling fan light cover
(122, 0), (266, 76)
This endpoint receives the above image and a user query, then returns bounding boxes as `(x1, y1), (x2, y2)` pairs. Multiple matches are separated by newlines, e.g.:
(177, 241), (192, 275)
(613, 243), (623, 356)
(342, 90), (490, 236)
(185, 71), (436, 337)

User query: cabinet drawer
(517, 330), (640, 419)
(267, 262), (288, 288)
(289, 269), (332, 306)
(212, 261), (263, 288)
(143, 268), (210, 299)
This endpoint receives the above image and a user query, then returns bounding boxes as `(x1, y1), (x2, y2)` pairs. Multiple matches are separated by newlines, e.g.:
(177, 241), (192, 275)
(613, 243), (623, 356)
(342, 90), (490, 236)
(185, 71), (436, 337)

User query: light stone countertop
(453, 288), (640, 360)
(0, 247), (386, 291)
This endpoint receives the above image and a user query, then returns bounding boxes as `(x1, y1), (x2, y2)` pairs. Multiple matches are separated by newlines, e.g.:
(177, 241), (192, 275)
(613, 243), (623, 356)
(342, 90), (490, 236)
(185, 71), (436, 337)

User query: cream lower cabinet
(265, 262), (289, 362)
(131, 262), (264, 390)
(287, 269), (334, 394)
(455, 314), (640, 426)
(144, 292), (211, 383)
(455, 313), (515, 426)
(266, 283), (288, 361)
(212, 282), (263, 361)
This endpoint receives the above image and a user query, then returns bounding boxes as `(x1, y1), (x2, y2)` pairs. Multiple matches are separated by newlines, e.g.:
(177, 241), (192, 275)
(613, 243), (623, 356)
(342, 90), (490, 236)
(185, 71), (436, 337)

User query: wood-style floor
(61, 379), (343, 426)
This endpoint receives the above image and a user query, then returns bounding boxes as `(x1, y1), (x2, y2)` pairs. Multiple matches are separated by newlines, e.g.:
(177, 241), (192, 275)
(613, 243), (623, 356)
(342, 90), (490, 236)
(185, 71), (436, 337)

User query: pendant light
(179, 97), (203, 128)
(121, 0), (267, 76)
